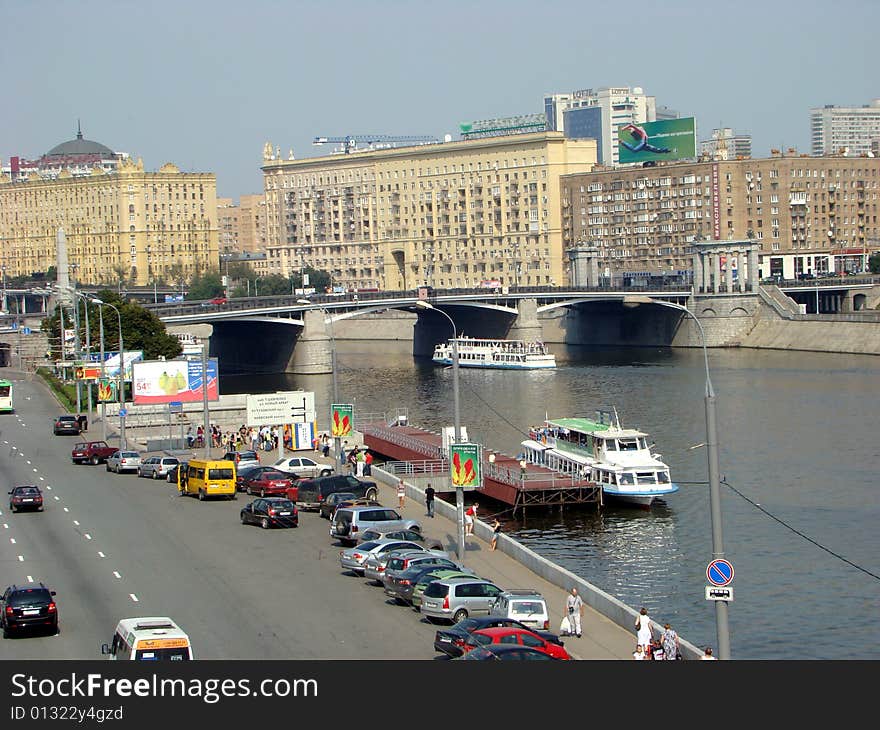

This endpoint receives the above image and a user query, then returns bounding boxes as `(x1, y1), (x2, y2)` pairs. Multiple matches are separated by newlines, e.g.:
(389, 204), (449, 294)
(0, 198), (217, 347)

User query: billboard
(449, 443), (482, 491)
(132, 358), (219, 405)
(246, 391), (316, 427)
(618, 117), (696, 163)
(330, 404), (353, 438)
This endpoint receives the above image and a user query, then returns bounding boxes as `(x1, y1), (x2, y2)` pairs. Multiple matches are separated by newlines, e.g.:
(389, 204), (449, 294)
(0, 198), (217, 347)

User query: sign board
(132, 359), (219, 405)
(290, 421), (316, 450)
(449, 442), (482, 491)
(330, 403), (353, 438)
(168, 401), (183, 413)
(618, 117), (697, 164)
(705, 586), (734, 602)
(119, 408), (128, 417)
(21, 326), (31, 335)
(706, 559), (735, 587)
(97, 378), (117, 403)
(74, 365), (103, 381)
(246, 391), (316, 427)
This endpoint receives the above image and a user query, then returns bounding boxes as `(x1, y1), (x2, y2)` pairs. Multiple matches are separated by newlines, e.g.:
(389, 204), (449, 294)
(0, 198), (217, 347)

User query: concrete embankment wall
(372, 465), (703, 660)
(740, 314), (880, 355)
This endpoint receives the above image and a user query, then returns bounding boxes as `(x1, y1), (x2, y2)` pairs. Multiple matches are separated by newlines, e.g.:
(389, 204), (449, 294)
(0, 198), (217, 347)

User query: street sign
(246, 391), (316, 427)
(706, 558), (734, 587)
(119, 408), (128, 417)
(705, 586), (734, 602)
(168, 401), (183, 413)
(21, 326), (31, 335)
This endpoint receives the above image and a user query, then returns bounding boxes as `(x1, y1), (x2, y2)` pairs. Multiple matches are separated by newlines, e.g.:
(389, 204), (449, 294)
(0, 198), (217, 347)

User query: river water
(221, 343), (880, 659)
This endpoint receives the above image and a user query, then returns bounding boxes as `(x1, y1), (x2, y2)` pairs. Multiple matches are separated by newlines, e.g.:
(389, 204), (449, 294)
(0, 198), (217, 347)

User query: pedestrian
(322, 440), (330, 458)
(635, 606), (653, 650)
(348, 446), (359, 474)
(490, 518), (501, 550)
(649, 638), (665, 660)
(340, 440), (349, 464)
(424, 483), (435, 517)
(633, 644), (646, 660)
(186, 426), (194, 448)
(464, 502), (477, 535)
(565, 587), (584, 638)
(661, 622), (680, 660)
(397, 479), (406, 508)
(356, 449), (365, 477)
(700, 646), (717, 660)
(364, 450), (373, 476)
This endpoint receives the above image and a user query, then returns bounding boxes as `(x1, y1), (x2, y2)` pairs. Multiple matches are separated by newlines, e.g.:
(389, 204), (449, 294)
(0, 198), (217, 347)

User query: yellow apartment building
(261, 132), (597, 290)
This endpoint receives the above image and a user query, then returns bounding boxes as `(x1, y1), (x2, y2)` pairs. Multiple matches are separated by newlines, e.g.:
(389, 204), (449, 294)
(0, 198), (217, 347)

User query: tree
(255, 274), (292, 296)
(290, 267), (329, 292)
(186, 272), (224, 300)
(868, 252), (880, 274)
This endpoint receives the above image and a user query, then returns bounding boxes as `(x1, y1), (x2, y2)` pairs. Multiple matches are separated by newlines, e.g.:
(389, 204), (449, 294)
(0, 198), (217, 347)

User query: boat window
(657, 471), (670, 484)
(636, 472), (656, 484)
(619, 439), (639, 451)
(604, 439), (617, 451)
(619, 473), (635, 485)
(639, 438), (649, 449)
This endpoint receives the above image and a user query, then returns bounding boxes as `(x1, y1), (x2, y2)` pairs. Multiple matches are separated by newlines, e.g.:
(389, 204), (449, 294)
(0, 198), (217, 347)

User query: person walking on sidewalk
(635, 607), (653, 651)
(490, 519), (502, 551)
(424, 483), (435, 517)
(661, 622), (680, 660)
(565, 587), (584, 638)
(464, 503), (478, 535)
(397, 478), (406, 508)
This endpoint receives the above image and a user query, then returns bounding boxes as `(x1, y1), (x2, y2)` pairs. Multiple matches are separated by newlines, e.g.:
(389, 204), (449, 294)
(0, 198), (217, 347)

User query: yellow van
(178, 458), (236, 500)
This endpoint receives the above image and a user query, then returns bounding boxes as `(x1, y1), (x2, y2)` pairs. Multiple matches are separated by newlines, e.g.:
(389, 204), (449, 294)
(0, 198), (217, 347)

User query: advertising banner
(74, 364), (102, 381)
(330, 403), (353, 438)
(449, 443), (482, 491)
(132, 359), (219, 404)
(618, 117), (696, 164)
(97, 378), (117, 403)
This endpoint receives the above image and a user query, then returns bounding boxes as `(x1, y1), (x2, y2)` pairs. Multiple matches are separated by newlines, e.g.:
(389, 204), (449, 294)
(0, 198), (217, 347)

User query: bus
(0, 379), (12, 413)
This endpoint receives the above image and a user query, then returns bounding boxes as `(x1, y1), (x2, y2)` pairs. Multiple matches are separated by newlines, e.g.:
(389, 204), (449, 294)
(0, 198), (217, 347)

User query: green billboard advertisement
(617, 117), (696, 163)
(449, 443), (482, 491)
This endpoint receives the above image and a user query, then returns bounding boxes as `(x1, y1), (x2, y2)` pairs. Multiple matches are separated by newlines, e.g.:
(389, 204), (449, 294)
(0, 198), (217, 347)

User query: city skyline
(1, 0), (877, 199)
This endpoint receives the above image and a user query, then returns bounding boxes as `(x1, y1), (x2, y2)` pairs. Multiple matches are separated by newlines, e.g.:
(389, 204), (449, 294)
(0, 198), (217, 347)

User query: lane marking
(27, 575), (33, 583)
(17, 555), (23, 562)
(10, 538), (16, 544)
(32, 468), (37, 473)
(113, 571), (122, 579)
(46, 486), (52, 491)
(2, 524), (7, 529)
(26, 460), (31, 465)
(129, 593), (139, 603)
(63, 507), (69, 513)
(84, 534), (92, 540)
(98, 551), (106, 558)
(73, 520), (80, 526)
(54, 496), (59, 501)
(39, 477), (44, 481)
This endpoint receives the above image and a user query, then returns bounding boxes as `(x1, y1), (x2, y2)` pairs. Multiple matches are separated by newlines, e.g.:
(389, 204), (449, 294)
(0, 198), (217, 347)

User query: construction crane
(312, 134), (440, 154)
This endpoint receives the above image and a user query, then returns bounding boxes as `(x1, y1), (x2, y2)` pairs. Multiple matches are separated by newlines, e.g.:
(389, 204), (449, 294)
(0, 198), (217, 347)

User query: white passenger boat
(432, 337), (556, 370)
(520, 409), (678, 508)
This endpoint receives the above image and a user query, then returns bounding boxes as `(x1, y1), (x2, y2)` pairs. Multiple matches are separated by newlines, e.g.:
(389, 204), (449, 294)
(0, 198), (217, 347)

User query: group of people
(184, 423), (292, 453)
(632, 606), (680, 660)
(341, 442), (373, 476)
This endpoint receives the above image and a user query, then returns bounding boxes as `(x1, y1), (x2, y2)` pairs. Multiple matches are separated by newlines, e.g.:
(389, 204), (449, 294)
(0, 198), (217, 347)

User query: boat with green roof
(520, 408), (678, 508)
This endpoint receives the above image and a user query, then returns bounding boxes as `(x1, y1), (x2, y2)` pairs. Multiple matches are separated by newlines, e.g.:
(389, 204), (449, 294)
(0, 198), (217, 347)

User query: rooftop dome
(44, 123), (114, 158)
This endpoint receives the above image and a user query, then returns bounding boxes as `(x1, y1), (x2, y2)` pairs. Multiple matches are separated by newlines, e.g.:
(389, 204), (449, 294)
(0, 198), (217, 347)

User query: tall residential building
(810, 100), (880, 156)
(261, 133), (598, 290)
(0, 132), (219, 286)
(561, 152), (879, 282)
(700, 128), (752, 160)
(544, 87), (657, 165)
(238, 194), (268, 253)
(217, 197), (241, 254)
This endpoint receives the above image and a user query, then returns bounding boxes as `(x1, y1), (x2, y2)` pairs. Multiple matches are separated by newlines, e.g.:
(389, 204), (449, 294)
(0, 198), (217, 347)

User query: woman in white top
(635, 606), (653, 650)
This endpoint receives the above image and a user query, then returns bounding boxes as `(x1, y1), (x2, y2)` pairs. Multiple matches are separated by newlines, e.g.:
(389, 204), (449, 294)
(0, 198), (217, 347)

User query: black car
(8, 485), (44, 512)
(434, 615), (564, 658)
(384, 563), (458, 606)
(166, 461), (189, 484)
(1, 583), (58, 637)
(296, 474), (378, 511)
(240, 497), (299, 529)
(456, 645), (556, 661)
(53, 415), (81, 436)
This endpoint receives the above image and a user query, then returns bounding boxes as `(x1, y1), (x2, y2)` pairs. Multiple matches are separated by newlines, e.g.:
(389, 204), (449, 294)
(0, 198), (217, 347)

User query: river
(221, 343), (880, 659)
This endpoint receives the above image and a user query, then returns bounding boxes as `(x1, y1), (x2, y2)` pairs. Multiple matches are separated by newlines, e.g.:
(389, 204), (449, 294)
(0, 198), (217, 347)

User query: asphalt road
(0, 371), (454, 660)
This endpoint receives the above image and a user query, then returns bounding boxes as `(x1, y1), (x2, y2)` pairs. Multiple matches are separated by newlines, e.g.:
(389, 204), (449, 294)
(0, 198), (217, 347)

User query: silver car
(272, 456), (334, 478)
(363, 547), (449, 585)
(137, 456), (180, 480)
(420, 576), (504, 624)
(106, 450), (142, 474)
(339, 539), (427, 576)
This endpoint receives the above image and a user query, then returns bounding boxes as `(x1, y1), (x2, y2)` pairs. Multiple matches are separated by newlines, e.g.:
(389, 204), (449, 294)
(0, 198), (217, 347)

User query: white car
(106, 451), (143, 474)
(272, 456), (334, 478)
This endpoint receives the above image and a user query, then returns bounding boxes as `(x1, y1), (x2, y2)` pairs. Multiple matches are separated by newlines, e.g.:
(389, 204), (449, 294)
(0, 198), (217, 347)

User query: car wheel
(261, 517), (270, 529)
(453, 609), (468, 624)
(91, 456), (99, 466)
(105, 464), (110, 472)
(240, 512), (247, 524)
(153, 471), (159, 480)
(366, 488), (377, 500)
(198, 489), (206, 501)
(320, 469), (331, 476)
(260, 488), (266, 497)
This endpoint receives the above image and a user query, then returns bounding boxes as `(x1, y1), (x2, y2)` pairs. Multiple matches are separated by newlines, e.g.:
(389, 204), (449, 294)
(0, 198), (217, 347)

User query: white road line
(98, 551), (106, 558)
(32, 468), (37, 473)
(46, 486), (52, 490)
(3, 440), (7, 444)
(10, 538), (16, 544)
(27, 576), (33, 583)
(73, 520), (80, 526)
(113, 571), (122, 579)
(17, 555), (23, 562)
(39, 477), (44, 481)
(129, 594), (139, 603)
(63, 507), (69, 513)
(84, 534), (92, 540)
(26, 460), (31, 465)
(2, 524), (7, 529)
(54, 496), (59, 501)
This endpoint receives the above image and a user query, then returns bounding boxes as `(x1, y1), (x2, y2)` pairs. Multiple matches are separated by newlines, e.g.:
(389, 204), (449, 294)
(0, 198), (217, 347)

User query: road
(0, 371), (454, 660)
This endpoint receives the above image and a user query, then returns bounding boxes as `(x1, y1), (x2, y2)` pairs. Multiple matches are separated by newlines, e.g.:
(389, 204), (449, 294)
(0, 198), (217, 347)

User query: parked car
(383, 561), (462, 606)
(8, 485), (44, 512)
(420, 576), (503, 623)
(358, 527), (443, 550)
(318, 492), (356, 519)
(53, 415), (81, 436)
(463, 626), (571, 660)
(272, 456), (334, 478)
(488, 589), (551, 631)
(106, 450), (143, 474)
(223, 450), (260, 470)
(330, 505), (421, 546)
(363, 547), (448, 585)
(1, 583), (58, 637)
(411, 569), (480, 609)
(71, 440), (116, 465)
(296, 474), (378, 511)
(137, 456), (180, 480)
(166, 461), (189, 484)
(238, 467), (296, 498)
(240, 497), (298, 529)
(338, 539), (427, 576)
(434, 615), (564, 658)
(233, 463), (263, 491)
(456, 645), (557, 661)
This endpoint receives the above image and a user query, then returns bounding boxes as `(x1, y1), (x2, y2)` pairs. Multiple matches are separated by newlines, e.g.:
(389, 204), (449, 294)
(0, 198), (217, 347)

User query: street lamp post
(91, 299), (108, 441)
(72, 291), (93, 425)
(623, 295), (730, 659)
(416, 301), (464, 561)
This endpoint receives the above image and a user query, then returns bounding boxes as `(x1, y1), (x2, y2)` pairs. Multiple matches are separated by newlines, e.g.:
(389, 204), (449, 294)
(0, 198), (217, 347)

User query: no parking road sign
(706, 558), (734, 586)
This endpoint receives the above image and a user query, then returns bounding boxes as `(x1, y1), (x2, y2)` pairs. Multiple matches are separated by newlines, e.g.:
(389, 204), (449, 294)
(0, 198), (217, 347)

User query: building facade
(811, 100), (880, 157)
(262, 133), (598, 290)
(217, 197), (241, 254)
(544, 87), (657, 165)
(216, 194), (267, 256)
(0, 144), (219, 287)
(561, 151), (880, 282)
(699, 128), (752, 160)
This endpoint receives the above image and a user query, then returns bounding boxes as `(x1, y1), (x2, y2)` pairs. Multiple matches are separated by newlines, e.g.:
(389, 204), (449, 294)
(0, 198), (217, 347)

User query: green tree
(290, 266), (329, 292)
(186, 272), (224, 300)
(256, 274), (292, 296)
(868, 252), (880, 274)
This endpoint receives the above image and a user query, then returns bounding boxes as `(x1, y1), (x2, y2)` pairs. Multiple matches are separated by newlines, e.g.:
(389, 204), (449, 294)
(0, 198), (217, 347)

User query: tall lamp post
(93, 300), (125, 449)
(624, 295), (730, 659)
(415, 301), (465, 561)
(71, 291), (93, 425)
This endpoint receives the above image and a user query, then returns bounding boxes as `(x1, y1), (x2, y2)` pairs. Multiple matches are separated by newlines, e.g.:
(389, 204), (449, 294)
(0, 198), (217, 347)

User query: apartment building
(811, 100), (880, 156)
(700, 128), (752, 160)
(0, 147), (219, 286)
(261, 133), (598, 290)
(561, 150), (880, 282)
(217, 197), (241, 254)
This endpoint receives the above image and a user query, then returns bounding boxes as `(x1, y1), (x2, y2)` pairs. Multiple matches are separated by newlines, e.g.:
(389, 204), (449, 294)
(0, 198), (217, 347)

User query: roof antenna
(77, 119), (83, 139)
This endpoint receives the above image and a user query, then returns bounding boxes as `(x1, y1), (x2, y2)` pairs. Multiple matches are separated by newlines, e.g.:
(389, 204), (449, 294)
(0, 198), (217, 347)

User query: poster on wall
(618, 117), (696, 164)
(132, 359), (219, 404)
(330, 404), (353, 439)
(449, 443), (482, 491)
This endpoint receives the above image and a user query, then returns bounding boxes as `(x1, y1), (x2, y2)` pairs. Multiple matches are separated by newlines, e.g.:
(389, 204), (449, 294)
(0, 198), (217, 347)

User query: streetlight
(92, 299), (125, 449)
(71, 291), (93, 425)
(415, 300), (465, 561)
(623, 295), (730, 659)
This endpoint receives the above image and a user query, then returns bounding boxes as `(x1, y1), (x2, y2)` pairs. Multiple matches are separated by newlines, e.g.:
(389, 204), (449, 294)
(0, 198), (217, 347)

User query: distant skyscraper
(544, 86), (658, 166)
(700, 128), (752, 160)
(810, 100), (880, 156)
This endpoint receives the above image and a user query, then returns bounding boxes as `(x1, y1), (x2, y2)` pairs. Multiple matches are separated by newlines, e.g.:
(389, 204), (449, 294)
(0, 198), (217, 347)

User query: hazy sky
(2, 0), (877, 199)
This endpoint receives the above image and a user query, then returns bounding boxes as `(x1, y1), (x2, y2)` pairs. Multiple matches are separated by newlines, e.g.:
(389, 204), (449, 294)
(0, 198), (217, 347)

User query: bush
(36, 367), (78, 412)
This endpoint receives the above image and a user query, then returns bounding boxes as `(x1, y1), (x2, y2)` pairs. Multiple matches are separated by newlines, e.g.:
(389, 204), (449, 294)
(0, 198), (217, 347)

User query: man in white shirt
(565, 587), (584, 638)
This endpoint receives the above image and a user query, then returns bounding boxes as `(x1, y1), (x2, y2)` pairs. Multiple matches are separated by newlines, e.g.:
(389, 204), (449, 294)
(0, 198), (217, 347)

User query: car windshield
(8, 589), (52, 606)
(512, 601), (545, 615)
(356, 541), (381, 551)
(208, 468), (234, 479)
(268, 500), (295, 509)
(469, 632), (493, 646)
(15, 487), (40, 495)
(122, 452), (139, 458)
(260, 471), (288, 480)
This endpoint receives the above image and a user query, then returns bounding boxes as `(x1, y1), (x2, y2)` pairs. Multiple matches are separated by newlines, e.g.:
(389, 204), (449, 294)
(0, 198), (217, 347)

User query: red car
(239, 467), (295, 497)
(463, 627), (571, 660)
(8, 485), (44, 512)
(210, 297), (227, 305)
